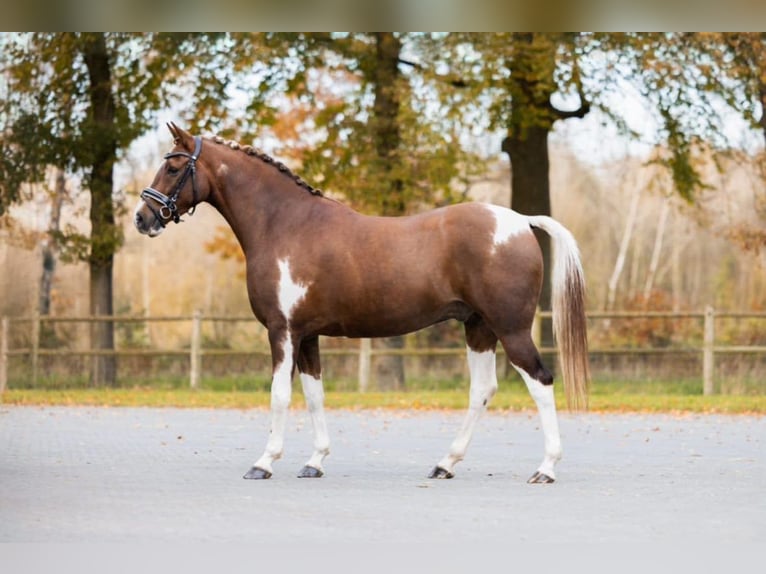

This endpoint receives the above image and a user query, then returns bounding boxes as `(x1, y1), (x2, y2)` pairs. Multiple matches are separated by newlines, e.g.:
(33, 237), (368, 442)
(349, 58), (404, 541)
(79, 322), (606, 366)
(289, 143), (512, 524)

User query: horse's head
(134, 122), (210, 237)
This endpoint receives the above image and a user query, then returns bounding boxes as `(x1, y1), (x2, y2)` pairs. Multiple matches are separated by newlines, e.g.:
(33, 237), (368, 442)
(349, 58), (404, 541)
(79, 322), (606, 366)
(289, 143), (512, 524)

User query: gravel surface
(1, 405), (763, 543)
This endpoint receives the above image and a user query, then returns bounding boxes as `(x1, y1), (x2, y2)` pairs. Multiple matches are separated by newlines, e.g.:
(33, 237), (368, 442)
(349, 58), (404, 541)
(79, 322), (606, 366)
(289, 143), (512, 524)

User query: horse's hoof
(243, 466), (272, 480)
(428, 466), (454, 479)
(297, 465), (324, 478)
(527, 471), (555, 484)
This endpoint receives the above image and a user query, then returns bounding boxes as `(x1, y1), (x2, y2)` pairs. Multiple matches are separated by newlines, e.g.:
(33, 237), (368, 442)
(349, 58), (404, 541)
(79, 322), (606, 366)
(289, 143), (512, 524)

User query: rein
(141, 136), (203, 226)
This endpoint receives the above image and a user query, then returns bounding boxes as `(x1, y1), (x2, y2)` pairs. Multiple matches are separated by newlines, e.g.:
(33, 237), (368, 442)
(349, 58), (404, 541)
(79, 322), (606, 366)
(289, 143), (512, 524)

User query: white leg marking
(483, 204), (532, 249)
(253, 336), (294, 475)
(437, 348), (498, 474)
(513, 364), (562, 479)
(300, 372), (330, 471)
(252, 260), (310, 474)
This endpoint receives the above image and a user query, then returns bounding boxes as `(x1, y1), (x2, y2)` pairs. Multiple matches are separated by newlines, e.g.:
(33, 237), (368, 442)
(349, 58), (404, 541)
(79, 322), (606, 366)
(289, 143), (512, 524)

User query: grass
(2, 373), (764, 414)
(3, 384), (766, 414)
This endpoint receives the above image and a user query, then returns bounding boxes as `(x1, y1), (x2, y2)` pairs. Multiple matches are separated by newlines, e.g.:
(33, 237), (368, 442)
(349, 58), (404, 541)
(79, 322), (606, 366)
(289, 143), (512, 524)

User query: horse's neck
(209, 166), (319, 256)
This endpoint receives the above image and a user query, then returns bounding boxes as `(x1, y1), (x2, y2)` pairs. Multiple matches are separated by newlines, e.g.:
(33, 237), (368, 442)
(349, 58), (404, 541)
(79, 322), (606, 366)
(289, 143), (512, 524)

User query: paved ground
(0, 405), (764, 542)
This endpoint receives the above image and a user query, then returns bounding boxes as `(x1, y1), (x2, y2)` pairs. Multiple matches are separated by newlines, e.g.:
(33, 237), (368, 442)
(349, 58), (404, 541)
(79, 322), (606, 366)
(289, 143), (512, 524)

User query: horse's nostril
(135, 212), (143, 227)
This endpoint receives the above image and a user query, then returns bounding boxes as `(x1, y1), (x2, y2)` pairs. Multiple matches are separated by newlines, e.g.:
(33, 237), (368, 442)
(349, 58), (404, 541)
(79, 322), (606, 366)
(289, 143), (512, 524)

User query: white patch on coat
(466, 349), (499, 401)
(217, 162), (229, 177)
(273, 337), (295, 393)
(483, 204), (530, 248)
(277, 259), (309, 321)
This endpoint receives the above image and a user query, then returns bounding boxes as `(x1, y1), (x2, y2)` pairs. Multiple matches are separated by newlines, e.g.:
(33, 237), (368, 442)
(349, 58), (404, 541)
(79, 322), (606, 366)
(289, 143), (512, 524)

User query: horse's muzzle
(134, 202), (164, 237)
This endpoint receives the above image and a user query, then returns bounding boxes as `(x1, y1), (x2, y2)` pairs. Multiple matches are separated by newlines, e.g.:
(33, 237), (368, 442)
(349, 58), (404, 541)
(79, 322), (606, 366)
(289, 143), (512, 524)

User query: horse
(134, 123), (590, 483)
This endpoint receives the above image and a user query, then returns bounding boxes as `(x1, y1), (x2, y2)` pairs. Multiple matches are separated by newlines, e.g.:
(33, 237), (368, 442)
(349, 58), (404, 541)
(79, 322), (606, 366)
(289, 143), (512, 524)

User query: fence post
(0, 317), (8, 393)
(358, 338), (371, 392)
(703, 305), (715, 396)
(31, 310), (40, 387)
(190, 310), (202, 389)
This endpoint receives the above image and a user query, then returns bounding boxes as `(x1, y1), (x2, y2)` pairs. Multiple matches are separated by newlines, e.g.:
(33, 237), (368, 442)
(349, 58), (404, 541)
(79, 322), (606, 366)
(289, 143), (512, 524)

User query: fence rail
(1, 307), (765, 394)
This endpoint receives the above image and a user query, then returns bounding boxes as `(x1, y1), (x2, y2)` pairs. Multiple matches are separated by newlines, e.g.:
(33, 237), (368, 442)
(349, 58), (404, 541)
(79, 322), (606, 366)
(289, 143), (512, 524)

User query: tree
(501, 34), (590, 348)
(715, 32), (766, 251)
(264, 33), (477, 214)
(0, 32), (254, 385)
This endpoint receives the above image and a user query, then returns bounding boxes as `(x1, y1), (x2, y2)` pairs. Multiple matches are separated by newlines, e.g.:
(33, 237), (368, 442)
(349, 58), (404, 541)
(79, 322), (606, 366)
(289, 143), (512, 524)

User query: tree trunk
(672, 223), (682, 312)
(502, 127), (553, 349)
(90, 261), (115, 384)
(370, 32), (406, 390)
(373, 32), (406, 216)
(499, 34), (590, 354)
(500, 34), (560, 351)
(758, 33), (766, 146)
(606, 185), (642, 310)
(82, 33), (118, 387)
(39, 169), (66, 318)
(37, 170), (67, 349)
(642, 196), (671, 303)
(760, 82), (766, 147)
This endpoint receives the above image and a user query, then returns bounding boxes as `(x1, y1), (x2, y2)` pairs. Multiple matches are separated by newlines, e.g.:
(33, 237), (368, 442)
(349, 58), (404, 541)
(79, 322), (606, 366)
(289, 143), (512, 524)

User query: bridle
(141, 136), (203, 226)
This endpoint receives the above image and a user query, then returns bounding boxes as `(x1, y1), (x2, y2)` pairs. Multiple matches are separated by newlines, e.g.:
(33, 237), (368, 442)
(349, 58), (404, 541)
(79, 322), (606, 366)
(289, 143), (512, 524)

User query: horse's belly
(318, 298), (472, 339)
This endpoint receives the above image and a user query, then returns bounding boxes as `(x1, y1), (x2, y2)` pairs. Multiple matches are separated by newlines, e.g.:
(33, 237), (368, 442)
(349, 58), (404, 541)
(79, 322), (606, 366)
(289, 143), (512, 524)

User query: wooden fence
(1, 307), (765, 394)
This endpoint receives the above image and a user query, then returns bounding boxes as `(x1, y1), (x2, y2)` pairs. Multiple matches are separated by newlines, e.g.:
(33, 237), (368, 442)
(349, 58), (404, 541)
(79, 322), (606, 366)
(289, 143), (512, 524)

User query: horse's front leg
(296, 336), (330, 478)
(244, 328), (296, 479)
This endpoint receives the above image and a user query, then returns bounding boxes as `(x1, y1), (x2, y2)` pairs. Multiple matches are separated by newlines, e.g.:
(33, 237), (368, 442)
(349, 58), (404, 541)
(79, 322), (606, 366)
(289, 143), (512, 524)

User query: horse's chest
(247, 256), (312, 326)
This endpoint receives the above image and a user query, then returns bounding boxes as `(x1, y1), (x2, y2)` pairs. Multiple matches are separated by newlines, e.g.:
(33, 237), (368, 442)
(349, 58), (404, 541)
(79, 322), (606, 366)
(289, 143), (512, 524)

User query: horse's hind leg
(296, 336), (330, 478)
(429, 314), (498, 479)
(500, 332), (561, 484)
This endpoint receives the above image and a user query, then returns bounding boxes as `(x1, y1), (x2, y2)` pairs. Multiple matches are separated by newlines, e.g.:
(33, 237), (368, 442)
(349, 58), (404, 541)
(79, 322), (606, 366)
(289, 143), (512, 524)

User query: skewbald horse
(135, 123), (590, 483)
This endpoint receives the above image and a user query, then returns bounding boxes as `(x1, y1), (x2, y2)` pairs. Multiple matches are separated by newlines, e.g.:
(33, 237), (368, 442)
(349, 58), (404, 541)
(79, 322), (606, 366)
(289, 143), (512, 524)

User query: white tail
(527, 215), (590, 410)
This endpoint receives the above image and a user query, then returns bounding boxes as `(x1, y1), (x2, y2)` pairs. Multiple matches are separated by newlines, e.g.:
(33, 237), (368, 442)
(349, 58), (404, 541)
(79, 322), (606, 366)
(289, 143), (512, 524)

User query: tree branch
(398, 57), (468, 88)
(549, 50), (591, 120)
(397, 57), (421, 70)
(549, 100), (591, 120)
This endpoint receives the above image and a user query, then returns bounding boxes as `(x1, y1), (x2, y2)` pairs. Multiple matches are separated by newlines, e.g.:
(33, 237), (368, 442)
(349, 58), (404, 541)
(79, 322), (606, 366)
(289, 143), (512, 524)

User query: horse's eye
(167, 166), (180, 176)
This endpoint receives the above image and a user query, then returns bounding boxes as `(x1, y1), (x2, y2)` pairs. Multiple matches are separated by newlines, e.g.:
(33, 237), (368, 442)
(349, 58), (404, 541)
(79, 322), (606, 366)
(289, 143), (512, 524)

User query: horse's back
(327, 201), (543, 298)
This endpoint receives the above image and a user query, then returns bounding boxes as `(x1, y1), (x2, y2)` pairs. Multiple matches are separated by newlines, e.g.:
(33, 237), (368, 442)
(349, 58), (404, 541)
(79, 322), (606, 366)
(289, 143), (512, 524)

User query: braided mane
(206, 135), (323, 197)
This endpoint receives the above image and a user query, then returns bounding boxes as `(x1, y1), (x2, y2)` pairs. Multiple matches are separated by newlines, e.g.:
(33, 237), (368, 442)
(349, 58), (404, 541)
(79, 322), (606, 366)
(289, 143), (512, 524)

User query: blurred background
(1, 33), (764, 394)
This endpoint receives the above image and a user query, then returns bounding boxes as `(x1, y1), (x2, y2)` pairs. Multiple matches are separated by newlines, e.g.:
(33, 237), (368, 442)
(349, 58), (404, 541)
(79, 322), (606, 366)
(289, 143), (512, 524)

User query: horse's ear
(167, 122), (179, 141)
(166, 122), (194, 151)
